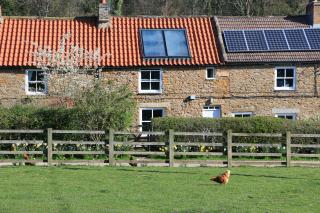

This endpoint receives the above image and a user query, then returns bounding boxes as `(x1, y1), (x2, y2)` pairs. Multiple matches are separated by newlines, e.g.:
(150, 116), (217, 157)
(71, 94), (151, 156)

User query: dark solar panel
(284, 29), (310, 50)
(244, 30), (268, 51)
(304, 28), (320, 50)
(264, 30), (289, 51)
(224, 28), (320, 53)
(223, 31), (248, 52)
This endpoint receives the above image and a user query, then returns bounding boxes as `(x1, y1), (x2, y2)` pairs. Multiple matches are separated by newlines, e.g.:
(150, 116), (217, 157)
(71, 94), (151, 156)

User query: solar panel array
(223, 28), (320, 53)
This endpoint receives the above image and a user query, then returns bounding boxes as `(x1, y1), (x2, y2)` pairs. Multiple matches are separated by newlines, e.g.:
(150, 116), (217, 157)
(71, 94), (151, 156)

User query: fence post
(227, 130), (233, 168)
(47, 128), (53, 166)
(286, 131), (291, 167)
(108, 128), (115, 166)
(169, 129), (174, 167)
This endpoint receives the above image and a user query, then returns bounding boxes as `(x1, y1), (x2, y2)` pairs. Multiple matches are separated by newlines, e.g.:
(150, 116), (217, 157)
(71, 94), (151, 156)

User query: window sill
(206, 78), (216, 80)
(274, 88), (296, 91)
(26, 92), (47, 96)
(138, 91), (162, 95)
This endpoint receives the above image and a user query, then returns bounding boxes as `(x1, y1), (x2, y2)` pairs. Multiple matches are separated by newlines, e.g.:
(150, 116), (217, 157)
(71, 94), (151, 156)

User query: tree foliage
(0, 0), (308, 17)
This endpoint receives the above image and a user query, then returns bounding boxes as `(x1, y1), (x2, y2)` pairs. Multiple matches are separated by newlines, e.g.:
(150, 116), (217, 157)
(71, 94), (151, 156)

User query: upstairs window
(206, 67), (216, 80)
(275, 67), (296, 91)
(25, 70), (47, 95)
(141, 29), (190, 58)
(139, 69), (162, 94)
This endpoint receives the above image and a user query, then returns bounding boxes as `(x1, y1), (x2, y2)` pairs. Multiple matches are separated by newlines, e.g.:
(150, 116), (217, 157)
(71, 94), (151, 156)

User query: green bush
(72, 82), (136, 131)
(152, 116), (292, 133)
(0, 83), (135, 131)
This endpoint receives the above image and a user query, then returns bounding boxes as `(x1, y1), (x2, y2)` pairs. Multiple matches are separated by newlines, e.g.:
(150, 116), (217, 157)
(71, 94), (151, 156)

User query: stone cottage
(214, 0), (320, 120)
(1, 0), (320, 130)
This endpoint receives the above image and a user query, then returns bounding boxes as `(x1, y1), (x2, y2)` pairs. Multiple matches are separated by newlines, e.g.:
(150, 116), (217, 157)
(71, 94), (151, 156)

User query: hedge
(152, 117), (293, 133)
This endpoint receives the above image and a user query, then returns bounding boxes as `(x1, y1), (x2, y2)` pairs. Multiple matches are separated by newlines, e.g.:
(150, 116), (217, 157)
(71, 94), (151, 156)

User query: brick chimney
(307, 0), (320, 28)
(98, 0), (111, 28)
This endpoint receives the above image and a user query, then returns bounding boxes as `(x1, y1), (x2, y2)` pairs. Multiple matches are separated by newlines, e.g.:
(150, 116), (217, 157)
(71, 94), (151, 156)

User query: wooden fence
(0, 128), (319, 167)
(0, 130), (45, 164)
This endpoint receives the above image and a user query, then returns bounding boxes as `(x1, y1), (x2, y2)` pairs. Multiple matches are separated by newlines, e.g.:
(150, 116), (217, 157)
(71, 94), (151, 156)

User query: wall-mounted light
(188, 95), (196, 101)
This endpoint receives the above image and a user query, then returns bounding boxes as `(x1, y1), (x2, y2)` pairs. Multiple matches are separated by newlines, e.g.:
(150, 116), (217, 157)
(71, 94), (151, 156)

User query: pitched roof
(0, 16), (221, 67)
(216, 15), (320, 63)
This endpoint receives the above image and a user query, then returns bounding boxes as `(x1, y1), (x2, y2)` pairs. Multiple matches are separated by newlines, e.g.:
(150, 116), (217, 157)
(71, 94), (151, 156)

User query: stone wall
(1, 65), (320, 129)
(101, 65), (320, 128)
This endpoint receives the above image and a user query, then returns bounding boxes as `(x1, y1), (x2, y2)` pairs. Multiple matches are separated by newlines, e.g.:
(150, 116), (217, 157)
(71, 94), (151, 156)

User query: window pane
(28, 71), (37, 81)
(28, 83), (37, 92)
(285, 79), (294, 87)
(164, 30), (190, 57)
(207, 69), (214, 78)
(153, 110), (163, 118)
(37, 83), (45, 92)
(277, 115), (286, 119)
(234, 114), (242, 118)
(277, 69), (285, 77)
(242, 114), (251, 117)
(151, 82), (160, 90)
(277, 79), (284, 87)
(141, 71), (150, 80)
(142, 30), (166, 57)
(141, 82), (150, 90)
(142, 110), (153, 121)
(142, 122), (151, 131)
(286, 115), (294, 120)
(37, 71), (45, 81)
(286, 69), (294, 77)
(151, 71), (160, 80)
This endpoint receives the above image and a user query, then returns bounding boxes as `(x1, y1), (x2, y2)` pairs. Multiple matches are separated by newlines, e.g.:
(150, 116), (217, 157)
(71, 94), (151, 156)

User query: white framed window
(203, 106), (221, 118)
(275, 113), (297, 120)
(140, 108), (165, 131)
(274, 67), (296, 91)
(206, 67), (216, 80)
(232, 112), (253, 118)
(139, 69), (162, 94)
(25, 70), (47, 95)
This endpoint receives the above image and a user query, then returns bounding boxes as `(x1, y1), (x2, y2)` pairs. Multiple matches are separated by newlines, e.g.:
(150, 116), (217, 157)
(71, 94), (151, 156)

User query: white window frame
(232, 112), (253, 118)
(140, 108), (165, 132)
(275, 113), (297, 120)
(206, 67), (216, 80)
(202, 106), (221, 118)
(274, 67), (296, 91)
(25, 70), (47, 96)
(139, 69), (163, 94)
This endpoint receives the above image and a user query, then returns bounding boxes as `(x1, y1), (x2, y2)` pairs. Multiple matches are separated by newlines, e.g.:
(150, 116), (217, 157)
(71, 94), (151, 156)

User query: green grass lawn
(0, 166), (319, 213)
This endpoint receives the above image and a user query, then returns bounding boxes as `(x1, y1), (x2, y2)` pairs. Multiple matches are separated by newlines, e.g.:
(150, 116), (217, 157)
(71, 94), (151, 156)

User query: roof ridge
(3, 16), (97, 20)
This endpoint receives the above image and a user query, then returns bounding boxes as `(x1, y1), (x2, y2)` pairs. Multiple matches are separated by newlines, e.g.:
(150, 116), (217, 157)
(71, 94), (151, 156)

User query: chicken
(129, 156), (137, 167)
(23, 153), (30, 161)
(210, 170), (231, 185)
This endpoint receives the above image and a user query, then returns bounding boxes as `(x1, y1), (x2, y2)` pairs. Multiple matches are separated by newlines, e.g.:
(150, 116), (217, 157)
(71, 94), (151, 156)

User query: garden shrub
(152, 116), (292, 133)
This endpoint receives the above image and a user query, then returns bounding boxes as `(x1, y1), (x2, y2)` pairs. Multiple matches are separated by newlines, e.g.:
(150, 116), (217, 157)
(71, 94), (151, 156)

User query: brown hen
(210, 170), (231, 185)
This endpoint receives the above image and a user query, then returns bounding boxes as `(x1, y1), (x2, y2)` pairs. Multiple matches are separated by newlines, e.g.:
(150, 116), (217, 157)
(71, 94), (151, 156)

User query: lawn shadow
(116, 168), (202, 175)
(61, 167), (93, 171)
(233, 173), (320, 181)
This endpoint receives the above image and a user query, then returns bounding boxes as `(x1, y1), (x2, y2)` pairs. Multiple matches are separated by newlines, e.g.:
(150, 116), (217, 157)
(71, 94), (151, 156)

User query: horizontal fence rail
(0, 130), (45, 164)
(0, 129), (319, 167)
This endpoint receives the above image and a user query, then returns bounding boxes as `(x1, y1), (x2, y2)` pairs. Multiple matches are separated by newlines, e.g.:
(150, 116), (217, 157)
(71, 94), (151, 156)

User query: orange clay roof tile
(0, 16), (221, 67)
